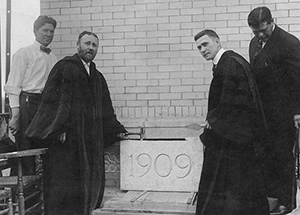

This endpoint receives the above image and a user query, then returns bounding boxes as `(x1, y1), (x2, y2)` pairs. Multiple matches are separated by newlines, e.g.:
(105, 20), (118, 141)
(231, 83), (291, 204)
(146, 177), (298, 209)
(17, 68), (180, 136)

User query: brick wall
(41, 0), (300, 126)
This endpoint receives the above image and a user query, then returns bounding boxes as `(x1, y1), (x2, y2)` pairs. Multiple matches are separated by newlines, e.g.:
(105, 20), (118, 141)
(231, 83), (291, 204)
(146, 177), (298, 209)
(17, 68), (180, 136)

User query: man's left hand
(118, 132), (128, 139)
(294, 115), (300, 129)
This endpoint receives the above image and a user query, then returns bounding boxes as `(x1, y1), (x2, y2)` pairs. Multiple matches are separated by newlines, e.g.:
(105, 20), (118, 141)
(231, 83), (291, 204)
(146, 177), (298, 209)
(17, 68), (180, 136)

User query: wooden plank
(99, 191), (196, 214)
(130, 190), (147, 202)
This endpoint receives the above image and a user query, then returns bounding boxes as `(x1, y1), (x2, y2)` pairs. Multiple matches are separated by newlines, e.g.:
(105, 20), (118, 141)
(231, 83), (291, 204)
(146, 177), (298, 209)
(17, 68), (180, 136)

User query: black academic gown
(26, 54), (126, 215)
(249, 25), (300, 209)
(196, 51), (270, 215)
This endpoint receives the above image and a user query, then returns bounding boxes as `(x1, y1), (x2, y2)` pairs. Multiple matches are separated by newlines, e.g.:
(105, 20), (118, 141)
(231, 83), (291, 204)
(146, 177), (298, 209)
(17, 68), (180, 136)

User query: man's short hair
(194, 29), (219, 42)
(78, 31), (99, 43)
(248, 6), (273, 28)
(33, 15), (57, 31)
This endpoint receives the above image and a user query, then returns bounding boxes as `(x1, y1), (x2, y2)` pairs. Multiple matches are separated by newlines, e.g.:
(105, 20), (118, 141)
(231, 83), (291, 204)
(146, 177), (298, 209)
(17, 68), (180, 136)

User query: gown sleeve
(25, 61), (73, 140)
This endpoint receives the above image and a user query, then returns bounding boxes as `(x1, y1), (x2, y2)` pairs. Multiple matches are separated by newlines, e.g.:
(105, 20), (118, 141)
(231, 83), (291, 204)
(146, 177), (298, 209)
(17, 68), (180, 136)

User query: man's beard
(78, 48), (95, 62)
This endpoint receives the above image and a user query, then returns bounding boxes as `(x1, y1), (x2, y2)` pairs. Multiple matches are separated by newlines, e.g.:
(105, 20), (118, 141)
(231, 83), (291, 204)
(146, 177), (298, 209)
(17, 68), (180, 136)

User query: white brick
(147, 3), (169, 10)
(124, 4), (146, 11)
(171, 86), (193, 93)
(103, 5), (123, 12)
(125, 32), (147, 38)
(160, 93), (181, 100)
(148, 86), (169, 93)
(137, 94), (159, 100)
(147, 31), (169, 38)
(170, 15), (192, 23)
(137, 80), (159, 86)
(125, 87), (147, 93)
(181, 8), (204, 15)
(92, 13), (113, 20)
(103, 19), (125, 26)
(114, 25), (135, 32)
(148, 44), (170, 52)
(159, 79), (181, 86)
(125, 59), (148, 66)
(92, 0), (112, 6)
(113, 0), (134, 5)
(170, 2), (192, 9)
(158, 23), (180, 30)
(82, 7), (102, 14)
(113, 12), (135, 19)
(217, 0), (239, 6)
(50, 1), (70, 8)
(147, 17), (169, 24)
(125, 45), (147, 52)
(136, 38), (158, 45)
(103, 46), (125, 53)
(61, 7), (81, 14)
(71, 1), (91, 7)
(148, 72), (170, 79)
(136, 10), (157, 18)
(125, 73), (147, 80)
(43, 0), (300, 120)
(157, 9), (180, 17)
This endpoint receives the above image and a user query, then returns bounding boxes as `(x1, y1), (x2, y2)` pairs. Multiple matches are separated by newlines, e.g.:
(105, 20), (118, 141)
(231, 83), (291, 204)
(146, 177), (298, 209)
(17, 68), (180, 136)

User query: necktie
(40, 46), (51, 54)
(212, 64), (217, 70)
(83, 62), (90, 75)
(254, 39), (263, 58)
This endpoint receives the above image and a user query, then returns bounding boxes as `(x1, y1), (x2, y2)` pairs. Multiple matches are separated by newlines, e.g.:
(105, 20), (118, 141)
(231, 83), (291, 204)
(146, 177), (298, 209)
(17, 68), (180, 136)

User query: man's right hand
(201, 120), (211, 129)
(9, 107), (20, 135)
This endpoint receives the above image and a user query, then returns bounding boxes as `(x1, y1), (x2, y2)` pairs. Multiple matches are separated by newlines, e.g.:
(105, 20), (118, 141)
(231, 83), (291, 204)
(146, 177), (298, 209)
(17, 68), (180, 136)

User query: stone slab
(120, 137), (203, 192)
(93, 190), (196, 215)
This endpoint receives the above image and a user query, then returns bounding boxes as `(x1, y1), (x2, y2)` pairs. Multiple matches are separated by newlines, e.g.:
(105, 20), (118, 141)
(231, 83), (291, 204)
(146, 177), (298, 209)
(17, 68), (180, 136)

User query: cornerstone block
(120, 137), (203, 192)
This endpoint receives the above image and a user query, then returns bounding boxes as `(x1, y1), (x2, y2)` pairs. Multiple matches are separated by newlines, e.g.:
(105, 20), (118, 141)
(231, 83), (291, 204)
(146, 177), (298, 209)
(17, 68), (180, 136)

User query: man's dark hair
(247, 6), (273, 28)
(78, 31), (99, 42)
(33, 15), (57, 31)
(194, 29), (219, 42)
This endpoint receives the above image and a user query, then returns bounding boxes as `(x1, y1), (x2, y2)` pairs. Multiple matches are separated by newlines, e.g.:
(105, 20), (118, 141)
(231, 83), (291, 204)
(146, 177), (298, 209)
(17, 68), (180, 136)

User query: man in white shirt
(4, 15), (57, 174)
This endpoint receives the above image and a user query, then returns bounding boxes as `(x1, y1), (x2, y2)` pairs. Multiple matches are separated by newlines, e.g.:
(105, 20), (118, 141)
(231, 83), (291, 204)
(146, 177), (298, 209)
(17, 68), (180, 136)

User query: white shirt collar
(34, 40), (51, 48)
(81, 59), (90, 75)
(212, 48), (226, 66)
(33, 40), (43, 49)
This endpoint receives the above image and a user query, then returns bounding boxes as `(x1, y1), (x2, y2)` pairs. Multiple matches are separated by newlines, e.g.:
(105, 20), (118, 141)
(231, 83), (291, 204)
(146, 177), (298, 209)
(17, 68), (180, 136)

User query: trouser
(264, 126), (296, 211)
(16, 91), (41, 175)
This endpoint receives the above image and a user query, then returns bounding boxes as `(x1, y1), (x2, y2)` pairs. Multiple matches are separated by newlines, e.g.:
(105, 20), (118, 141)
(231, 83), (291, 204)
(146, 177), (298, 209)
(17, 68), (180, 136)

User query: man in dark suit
(248, 6), (300, 214)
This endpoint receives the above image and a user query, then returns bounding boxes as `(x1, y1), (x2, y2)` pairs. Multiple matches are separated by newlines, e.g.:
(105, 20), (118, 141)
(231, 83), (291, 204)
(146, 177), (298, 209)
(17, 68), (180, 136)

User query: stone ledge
(94, 188), (196, 215)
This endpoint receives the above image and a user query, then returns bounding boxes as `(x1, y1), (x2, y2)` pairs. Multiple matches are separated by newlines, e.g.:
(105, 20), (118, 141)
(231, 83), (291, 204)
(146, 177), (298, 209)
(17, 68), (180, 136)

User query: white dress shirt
(81, 59), (90, 75)
(212, 48), (226, 67)
(4, 40), (57, 107)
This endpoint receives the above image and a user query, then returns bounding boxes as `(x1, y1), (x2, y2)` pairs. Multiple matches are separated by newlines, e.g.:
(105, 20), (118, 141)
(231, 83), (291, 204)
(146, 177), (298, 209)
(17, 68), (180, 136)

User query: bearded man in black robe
(194, 29), (270, 215)
(25, 31), (127, 215)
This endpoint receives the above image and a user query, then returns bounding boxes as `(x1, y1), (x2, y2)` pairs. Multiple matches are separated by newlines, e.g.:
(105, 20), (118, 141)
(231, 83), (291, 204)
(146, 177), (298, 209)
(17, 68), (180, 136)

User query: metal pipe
(6, 0), (11, 83)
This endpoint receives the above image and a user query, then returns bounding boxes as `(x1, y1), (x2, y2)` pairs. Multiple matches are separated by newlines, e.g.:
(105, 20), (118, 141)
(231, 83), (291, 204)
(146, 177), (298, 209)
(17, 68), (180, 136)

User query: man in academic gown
(194, 29), (270, 215)
(25, 31), (127, 215)
(248, 6), (300, 214)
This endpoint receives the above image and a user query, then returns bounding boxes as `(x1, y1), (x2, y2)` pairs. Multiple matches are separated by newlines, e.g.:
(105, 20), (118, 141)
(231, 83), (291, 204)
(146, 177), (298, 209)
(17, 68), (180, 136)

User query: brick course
(41, 0), (300, 123)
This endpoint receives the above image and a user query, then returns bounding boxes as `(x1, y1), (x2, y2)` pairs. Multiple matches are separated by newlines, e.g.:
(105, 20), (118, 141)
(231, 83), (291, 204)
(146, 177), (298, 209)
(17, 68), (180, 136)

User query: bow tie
(40, 46), (51, 54)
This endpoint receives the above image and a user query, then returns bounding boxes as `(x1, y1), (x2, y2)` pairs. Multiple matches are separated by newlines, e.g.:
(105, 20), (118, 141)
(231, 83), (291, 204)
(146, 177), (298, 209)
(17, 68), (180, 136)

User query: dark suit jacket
(249, 25), (300, 130)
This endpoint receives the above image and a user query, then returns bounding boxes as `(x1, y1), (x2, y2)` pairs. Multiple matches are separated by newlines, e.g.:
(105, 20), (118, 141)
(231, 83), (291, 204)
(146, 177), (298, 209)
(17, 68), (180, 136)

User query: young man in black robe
(194, 29), (270, 215)
(25, 31), (127, 215)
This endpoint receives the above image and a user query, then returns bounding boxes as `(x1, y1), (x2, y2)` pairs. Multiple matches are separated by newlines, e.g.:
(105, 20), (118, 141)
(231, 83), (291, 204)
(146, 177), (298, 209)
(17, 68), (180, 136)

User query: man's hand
(201, 121), (211, 129)
(118, 132), (128, 140)
(58, 132), (66, 143)
(9, 107), (20, 135)
(294, 115), (300, 129)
